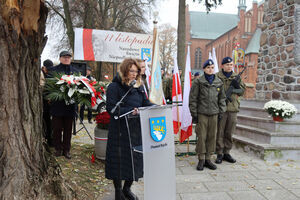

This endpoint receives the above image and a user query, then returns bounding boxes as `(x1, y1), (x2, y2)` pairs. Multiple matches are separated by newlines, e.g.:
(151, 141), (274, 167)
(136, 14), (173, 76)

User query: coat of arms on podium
(149, 116), (167, 142)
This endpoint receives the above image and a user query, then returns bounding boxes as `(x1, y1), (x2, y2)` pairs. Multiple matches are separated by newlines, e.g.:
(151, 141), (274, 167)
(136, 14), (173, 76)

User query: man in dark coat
(105, 58), (153, 200)
(41, 59), (54, 146)
(49, 51), (80, 159)
(79, 66), (94, 123)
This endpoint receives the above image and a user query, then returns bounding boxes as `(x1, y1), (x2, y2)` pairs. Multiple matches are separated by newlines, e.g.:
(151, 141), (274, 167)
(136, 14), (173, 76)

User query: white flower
(264, 100), (297, 119)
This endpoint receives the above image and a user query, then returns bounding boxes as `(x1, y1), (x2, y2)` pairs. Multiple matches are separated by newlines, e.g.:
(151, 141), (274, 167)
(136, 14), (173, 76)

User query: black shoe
(215, 154), (223, 164)
(204, 160), (217, 170)
(123, 187), (139, 200)
(63, 151), (72, 159)
(223, 154), (236, 163)
(196, 160), (205, 171)
(88, 120), (93, 124)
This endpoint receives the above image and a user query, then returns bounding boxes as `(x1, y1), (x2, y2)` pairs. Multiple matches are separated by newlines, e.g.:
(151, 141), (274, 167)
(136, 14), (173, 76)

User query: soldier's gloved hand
(192, 116), (198, 124)
(231, 79), (240, 89)
(218, 113), (223, 122)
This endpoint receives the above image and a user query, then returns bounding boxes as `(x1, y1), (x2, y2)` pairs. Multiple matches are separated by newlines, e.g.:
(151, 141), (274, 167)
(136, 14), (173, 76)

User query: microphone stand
(111, 82), (135, 200)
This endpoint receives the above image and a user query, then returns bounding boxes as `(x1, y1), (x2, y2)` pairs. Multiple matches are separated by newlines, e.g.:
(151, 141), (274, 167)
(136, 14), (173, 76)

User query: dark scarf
(222, 69), (233, 78)
(204, 73), (215, 85)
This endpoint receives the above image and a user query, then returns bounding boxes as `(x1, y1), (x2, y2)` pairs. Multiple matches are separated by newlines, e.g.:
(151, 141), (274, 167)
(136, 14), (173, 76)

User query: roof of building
(189, 12), (239, 39)
(245, 28), (262, 55)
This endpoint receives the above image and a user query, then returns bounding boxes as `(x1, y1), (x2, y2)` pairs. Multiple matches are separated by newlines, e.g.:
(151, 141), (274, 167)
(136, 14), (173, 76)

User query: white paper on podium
(139, 105), (176, 200)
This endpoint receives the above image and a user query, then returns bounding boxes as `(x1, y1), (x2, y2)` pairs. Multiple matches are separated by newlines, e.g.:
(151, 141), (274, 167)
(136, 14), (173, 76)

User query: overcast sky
(41, 0), (258, 64)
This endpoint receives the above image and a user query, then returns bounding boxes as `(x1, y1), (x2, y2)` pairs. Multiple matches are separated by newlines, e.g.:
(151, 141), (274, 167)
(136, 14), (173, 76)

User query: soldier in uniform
(215, 57), (245, 164)
(165, 67), (184, 103)
(189, 59), (226, 171)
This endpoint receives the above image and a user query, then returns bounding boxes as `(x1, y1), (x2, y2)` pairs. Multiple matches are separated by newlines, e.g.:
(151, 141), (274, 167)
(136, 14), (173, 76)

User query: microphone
(129, 80), (136, 87)
(111, 80), (137, 114)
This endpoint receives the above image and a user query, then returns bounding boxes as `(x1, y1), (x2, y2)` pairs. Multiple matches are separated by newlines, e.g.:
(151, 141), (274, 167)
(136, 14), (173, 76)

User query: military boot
(223, 154), (236, 163)
(204, 160), (217, 170)
(215, 154), (223, 164)
(196, 160), (205, 171)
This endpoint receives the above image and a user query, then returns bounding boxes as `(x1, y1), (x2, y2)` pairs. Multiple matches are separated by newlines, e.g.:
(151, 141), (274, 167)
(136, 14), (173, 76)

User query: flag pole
(151, 11), (158, 69)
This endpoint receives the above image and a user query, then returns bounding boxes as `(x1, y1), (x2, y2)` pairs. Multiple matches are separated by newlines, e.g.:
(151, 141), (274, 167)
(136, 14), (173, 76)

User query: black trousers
(79, 104), (92, 121)
(52, 116), (74, 152)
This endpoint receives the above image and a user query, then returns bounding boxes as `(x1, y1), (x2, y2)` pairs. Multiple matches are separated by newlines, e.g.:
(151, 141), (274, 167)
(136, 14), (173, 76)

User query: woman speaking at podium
(105, 58), (153, 200)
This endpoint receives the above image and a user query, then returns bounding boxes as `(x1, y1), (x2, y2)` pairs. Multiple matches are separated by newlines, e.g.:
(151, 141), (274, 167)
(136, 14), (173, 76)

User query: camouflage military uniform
(164, 75), (184, 103)
(216, 71), (245, 155)
(189, 75), (226, 160)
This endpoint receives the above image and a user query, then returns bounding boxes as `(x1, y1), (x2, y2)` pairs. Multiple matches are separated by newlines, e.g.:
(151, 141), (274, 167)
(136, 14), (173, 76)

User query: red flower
(95, 111), (110, 129)
(91, 154), (95, 163)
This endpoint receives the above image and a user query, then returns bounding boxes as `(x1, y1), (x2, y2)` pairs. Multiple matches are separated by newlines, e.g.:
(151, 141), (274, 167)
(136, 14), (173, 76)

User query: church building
(186, 0), (264, 98)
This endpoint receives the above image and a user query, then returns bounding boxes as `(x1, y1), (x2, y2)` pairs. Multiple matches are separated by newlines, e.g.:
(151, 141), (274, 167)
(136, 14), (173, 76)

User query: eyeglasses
(129, 70), (139, 74)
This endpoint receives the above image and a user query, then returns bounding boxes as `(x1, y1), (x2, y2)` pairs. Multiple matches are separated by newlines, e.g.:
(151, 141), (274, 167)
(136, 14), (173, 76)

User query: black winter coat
(49, 63), (80, 117)
(105, 75), (153, 181)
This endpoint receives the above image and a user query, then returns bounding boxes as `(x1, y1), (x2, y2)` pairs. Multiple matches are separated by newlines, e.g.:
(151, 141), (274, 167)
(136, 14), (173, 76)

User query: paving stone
(249, 171), (284, 179)
(210, 171), (256, 181)
(258, 189), (299, 200)
(228, 190), (267, 200)
(204, 181), (251, 192)
(180, 192), (233, 200)
(176, 182), (208, 193)
(179, 166), (200, 175)
(290, 189), (300, 198)
(217, 163), (257, 172)
(274, 178), (300, 189)
(245, 179), (283, 190)
(278, 170), (300, 179)
(176, 174), (215, 183)
(176, 167), (183, 175)
(176, 160), (192, 167)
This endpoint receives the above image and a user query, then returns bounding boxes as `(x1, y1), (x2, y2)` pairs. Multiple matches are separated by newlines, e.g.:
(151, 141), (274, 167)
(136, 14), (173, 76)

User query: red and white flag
(172, 58), (182, 134)
(180, 46), (193, 142)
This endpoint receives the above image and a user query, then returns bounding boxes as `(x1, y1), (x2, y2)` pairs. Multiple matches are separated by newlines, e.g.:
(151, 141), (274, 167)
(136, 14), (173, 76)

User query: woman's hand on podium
(132, 108), (139, 115)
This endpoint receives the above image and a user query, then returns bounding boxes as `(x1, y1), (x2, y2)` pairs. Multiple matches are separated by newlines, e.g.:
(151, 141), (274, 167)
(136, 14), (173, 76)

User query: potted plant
(264, 100), (297, 122)
(94, 111), (110, 160)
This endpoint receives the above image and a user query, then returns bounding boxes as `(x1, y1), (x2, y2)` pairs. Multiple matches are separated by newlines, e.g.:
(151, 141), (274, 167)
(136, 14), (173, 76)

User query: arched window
(258, 7), (264, 25)
(194, 48), (202, 69)
(245, 12), (252, 33)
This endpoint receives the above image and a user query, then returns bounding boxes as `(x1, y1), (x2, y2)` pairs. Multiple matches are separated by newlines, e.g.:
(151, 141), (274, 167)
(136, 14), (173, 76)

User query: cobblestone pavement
(73, 120), (300, 200)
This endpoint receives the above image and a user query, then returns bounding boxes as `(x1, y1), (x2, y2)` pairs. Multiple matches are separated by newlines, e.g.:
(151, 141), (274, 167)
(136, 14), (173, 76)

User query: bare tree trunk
(177, 0), (186, 75)
(0, 1), (73, 199)
(62, 0), (74, 51)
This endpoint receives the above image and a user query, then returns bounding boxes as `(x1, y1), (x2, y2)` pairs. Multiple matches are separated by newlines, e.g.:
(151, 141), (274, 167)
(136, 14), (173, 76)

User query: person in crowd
(215, 57), (245, 164)
(79, 66), (94, 124)
(137, 59), (149, 97)
(165, 67), (184, 103)
(105, 58), (153, 200)
(189, 59), (226, 171)
(49, 51), (79, 159)
(194, 72), (200, 79)
(41, 59), (54, 146)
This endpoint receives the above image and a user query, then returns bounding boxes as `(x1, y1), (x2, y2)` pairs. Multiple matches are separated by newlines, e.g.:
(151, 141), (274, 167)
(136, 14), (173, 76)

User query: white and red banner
(74, 28), (153, 63)
(180, 46), (193, 143)
(172, 57), (182, 134)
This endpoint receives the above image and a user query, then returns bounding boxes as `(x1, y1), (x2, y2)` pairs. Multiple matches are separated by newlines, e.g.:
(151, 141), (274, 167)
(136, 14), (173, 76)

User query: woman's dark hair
(119, 58), (141, 85)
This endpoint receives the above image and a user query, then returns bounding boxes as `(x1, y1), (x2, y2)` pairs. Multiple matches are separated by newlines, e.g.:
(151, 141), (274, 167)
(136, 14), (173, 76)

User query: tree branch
(45, 1), (65, 21)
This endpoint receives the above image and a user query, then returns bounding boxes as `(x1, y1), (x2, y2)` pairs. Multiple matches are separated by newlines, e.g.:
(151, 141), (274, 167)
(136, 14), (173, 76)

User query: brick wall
(256, 0), (300, 101)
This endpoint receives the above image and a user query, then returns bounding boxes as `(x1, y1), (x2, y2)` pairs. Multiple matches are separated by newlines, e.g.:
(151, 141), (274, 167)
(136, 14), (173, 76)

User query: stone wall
(256, 0), (300, 101)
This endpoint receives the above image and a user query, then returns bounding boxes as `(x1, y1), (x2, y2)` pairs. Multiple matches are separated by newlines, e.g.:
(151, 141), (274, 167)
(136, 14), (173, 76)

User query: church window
(194, 48), (202, 69)
(258, 7), (264, 25)
(245, 12), (252, 33)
